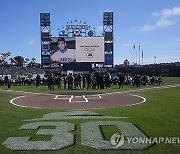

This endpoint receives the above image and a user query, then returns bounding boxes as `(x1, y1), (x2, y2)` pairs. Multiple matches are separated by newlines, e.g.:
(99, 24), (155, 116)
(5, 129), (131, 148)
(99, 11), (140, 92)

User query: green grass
(0, 77), (180, 154)
(163, 77), (180, 84)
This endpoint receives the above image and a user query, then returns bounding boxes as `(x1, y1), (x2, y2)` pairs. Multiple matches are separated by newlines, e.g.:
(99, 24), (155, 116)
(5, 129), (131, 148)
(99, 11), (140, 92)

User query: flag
(139, 44), (141, 50)
(142, 50), (144, 58)
(133, 44), (135, 49)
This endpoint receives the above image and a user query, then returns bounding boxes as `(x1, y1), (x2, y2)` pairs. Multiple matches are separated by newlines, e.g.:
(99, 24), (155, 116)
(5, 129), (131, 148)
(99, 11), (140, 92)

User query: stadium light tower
(40, 13), (51, 67)
(57, 20), (96, 37)
(103, 12), (114, 68)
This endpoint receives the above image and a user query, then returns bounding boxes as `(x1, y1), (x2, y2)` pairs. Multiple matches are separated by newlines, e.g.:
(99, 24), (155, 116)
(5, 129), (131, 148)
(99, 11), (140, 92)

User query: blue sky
(0, 0), (180, 64)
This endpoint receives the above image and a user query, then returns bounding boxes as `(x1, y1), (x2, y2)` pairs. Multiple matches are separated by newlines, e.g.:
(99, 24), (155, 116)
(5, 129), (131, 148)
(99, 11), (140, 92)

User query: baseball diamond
(1, 1), (180, 153)
(0, 84), (179, 109)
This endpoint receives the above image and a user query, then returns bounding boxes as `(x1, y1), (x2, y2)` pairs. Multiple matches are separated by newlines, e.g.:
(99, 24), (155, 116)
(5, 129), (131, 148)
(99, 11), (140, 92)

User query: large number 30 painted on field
(3, 122), (75, 150)
(3, 121), (152, 150)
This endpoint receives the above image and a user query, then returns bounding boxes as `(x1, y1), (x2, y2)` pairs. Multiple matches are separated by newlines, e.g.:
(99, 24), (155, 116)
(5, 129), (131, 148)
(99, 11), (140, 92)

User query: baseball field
(0, 77), (180, 154)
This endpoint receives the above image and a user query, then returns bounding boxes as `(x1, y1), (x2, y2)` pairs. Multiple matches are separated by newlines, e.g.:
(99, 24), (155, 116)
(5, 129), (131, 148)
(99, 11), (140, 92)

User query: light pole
(154, 56), (157, 64)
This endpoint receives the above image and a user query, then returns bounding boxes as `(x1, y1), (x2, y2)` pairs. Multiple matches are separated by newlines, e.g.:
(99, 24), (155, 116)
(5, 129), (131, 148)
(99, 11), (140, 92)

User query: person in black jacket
(36, 74), (41, 88)
(4, 75), (8, 86)
(118, 73), (125, 89)
(47, 74), (55, 91)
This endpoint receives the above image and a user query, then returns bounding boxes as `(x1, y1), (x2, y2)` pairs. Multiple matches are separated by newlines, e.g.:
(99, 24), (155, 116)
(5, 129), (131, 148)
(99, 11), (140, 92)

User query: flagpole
(142, 50), (144, 65)
(133, 44), (135, 65)
(139, 43), (140, 65)
(136, 48), (137, 65)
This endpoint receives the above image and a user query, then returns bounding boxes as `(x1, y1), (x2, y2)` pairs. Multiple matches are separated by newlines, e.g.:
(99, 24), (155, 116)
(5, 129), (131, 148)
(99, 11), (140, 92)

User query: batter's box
(86, 95), (102, 100)
(54, 95), (71, 100)
(69, 95), (88, 103)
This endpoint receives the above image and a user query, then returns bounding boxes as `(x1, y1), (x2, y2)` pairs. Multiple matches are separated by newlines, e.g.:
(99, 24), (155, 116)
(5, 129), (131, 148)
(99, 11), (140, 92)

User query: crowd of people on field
(0, 72), (163, 91)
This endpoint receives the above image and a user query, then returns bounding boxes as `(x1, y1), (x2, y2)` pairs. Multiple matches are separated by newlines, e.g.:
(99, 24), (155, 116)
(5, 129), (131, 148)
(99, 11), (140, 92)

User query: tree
(0, 51), (11, 62)
(14, 56), (24, 66)
(25, 58), (30, 64)
(31, 58), (36, 63)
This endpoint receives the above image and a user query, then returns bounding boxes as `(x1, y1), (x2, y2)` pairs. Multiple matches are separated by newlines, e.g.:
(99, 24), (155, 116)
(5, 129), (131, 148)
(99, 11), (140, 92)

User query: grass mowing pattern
(0, 81), (180, 153)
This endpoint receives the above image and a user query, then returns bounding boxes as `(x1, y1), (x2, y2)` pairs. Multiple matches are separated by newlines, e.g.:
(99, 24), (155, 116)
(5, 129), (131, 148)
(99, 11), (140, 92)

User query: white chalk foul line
(69, 95), (73, 102)
(99, 84), (180, 96)
(54, 95), (71, 100)
(98, 95), (102, 98)
(166, 85), (177, 88)
(83, 95), (88, 102)
(69, 95), (89, 103)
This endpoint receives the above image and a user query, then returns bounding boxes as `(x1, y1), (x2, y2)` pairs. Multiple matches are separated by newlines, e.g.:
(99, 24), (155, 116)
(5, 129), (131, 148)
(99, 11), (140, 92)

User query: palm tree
(6, 52), (11, 57)
(25, 58), (30, 64)
(14, 56), (24, 66)
(31, 58), (36, 63)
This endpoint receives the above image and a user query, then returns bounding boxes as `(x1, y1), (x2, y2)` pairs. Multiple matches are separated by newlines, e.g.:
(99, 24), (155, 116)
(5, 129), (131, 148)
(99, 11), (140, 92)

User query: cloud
(139, 6), (180, 32)
(26, 39), (35, 47)
(140, 24), (155, 32)
(155, 18), (174, 27)
(140, 19), (174, 32)
(152, 7), (180, 18)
